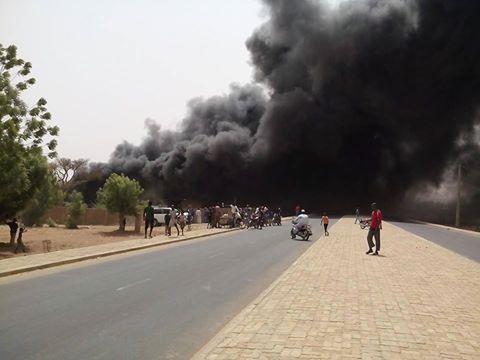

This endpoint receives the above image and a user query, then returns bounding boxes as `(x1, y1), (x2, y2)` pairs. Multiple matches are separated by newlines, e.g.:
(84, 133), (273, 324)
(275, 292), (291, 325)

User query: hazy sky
(1, 0), (340, 162)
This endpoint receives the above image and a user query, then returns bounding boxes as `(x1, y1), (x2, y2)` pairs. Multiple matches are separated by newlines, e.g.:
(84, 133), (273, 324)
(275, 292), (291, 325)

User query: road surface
(390, 221), (480, 263)
(0, 218), (334, 360)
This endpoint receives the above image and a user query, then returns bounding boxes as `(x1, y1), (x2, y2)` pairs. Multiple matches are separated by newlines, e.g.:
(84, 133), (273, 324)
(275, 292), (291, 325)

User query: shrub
(46, 217), (57, 228)
(66, 191), (86, 229)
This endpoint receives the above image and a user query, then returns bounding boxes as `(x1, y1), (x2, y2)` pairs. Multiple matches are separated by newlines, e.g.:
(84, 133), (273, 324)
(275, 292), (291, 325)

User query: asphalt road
(390, 221), (480, 263)
(0, 218), (334, 360)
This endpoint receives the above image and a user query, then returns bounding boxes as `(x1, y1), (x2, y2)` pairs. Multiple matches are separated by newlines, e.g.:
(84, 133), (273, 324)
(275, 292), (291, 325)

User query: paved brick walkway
(194, 217), (480, 359)
(0, 226), (236, 277)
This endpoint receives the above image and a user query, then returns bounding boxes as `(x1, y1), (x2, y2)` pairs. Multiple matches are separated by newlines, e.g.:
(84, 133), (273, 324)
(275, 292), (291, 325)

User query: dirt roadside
(0, 223), (206, 260)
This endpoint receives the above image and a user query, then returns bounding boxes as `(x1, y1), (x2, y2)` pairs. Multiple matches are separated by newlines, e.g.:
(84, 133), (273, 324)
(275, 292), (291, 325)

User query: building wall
(44, 207), (137, 226)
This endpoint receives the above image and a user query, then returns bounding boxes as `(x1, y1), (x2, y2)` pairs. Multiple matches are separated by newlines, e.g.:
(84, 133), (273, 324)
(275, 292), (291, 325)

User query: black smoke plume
(106, 0), (480, 217)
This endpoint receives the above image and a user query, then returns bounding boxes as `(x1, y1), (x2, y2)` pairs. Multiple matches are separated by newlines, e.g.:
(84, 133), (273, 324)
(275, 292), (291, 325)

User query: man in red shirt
(365, 202), (382, 255)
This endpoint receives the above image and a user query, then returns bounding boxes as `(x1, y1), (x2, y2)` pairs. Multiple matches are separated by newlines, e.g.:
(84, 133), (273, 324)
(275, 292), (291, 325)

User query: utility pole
(455, 162), (462, 227)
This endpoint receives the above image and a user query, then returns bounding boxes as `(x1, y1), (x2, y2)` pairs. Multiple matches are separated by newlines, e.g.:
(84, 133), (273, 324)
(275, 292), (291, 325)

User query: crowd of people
(143, 202), (337, 239)
(143, 201), (195, 239)
(204, 204), (283, 230)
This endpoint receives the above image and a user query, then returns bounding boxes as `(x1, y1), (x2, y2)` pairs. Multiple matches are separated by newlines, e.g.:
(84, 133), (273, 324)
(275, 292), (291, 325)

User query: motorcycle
(359, 219), (371, 230)
(291, 224), (312, 241)
(248, 214), (263, 229)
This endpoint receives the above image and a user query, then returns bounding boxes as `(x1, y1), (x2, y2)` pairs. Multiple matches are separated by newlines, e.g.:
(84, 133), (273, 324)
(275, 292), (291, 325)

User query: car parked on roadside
(153, 206), (171, 227)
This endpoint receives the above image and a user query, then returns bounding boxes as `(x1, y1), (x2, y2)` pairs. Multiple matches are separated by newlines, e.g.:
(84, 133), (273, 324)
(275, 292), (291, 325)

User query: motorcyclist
(292, 209), (309, 235)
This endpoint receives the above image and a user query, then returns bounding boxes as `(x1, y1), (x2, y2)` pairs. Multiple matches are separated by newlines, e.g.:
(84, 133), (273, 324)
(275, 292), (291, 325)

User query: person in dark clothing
(164, 211), (171, 236)
(206, 207), (212, 228)
(6, 218), (19, 247)
(143, 201), (155, 238)
(295, 205), (301, 216)
(15, 225), (27, 253)
(355, 208), (360, 224)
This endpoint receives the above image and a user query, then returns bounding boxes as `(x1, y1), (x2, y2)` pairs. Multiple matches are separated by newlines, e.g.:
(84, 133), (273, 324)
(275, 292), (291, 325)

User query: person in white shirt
(169, 206), (180, 236)
(292, 209), (309, 235)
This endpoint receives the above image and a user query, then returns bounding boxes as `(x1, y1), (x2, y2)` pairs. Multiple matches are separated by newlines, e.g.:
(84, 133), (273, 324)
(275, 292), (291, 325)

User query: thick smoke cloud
(108, 0), (480, 216)
(110, 84), (267, 204)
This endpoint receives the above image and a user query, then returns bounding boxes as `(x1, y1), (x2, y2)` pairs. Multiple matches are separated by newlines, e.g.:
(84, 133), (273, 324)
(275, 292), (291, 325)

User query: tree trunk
(134, 214), (141, 233)
(119, 213), (125, 231)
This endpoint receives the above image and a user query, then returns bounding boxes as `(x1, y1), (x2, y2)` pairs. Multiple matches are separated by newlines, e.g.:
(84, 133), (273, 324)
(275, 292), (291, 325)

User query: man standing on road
(355, 208), (360, 224)
(143, 201), (155, 239)
(365, 203), (382, 255)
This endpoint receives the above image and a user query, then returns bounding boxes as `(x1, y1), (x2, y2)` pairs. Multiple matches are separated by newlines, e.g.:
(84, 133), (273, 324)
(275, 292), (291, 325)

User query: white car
(153, 207), (172, 227)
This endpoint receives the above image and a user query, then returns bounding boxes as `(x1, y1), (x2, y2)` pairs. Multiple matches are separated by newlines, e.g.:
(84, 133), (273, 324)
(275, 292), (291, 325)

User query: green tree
(21, 166), (64, 226)
(52, 157), (89, 193)
(97, 173), (144, 231)
(0, 44), (59, 219)
(66, 191), (86, 229)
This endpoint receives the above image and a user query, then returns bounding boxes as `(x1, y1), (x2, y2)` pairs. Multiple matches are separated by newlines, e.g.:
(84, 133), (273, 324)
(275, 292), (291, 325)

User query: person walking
(321, 212), (329, 236)
(186, 209), (193, 231)
(213, 205), (221, 228)
(14, 224), (27, 253)
(164, 210), (171, 236)
(355, 208), (360, 224)
(6, 218), (19, 248)
(365, 202), (383, 255)
(169, 206), (180, 236)
(143, 201), (155, 239)
(206, 207), (213, 229)
(178, 211), (186, 236)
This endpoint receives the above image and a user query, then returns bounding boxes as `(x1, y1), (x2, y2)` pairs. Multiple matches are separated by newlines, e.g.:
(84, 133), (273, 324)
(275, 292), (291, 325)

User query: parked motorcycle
(248, 214), (263, 229)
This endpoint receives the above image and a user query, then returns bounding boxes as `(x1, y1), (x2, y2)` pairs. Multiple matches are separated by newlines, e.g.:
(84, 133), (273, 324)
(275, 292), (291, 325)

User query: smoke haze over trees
(93, 0), (480, 219)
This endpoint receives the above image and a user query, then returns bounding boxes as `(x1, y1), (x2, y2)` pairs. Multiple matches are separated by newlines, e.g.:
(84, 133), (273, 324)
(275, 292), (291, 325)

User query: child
(178, 212), (186, 236)
(15, 224), (27, 253)
(321, 212), (329, 236)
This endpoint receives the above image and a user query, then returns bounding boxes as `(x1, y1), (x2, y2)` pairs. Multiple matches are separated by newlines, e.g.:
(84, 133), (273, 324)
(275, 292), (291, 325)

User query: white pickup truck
(153, 206), (172, 227)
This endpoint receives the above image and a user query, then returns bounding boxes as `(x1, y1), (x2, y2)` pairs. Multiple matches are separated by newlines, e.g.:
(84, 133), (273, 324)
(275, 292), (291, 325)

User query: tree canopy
(52, 157), (89, 193)
(0, 44), (59, 219)
(21, 165), (64, 226)
(96, 173), (144, 231)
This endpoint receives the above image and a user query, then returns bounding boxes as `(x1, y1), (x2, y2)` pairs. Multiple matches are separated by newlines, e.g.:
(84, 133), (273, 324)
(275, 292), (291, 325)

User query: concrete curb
(388, 217), (480, 238)
(423, 221), (480, 237)
(386, 221), (480, 265)
(0, 227), (241, 278)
